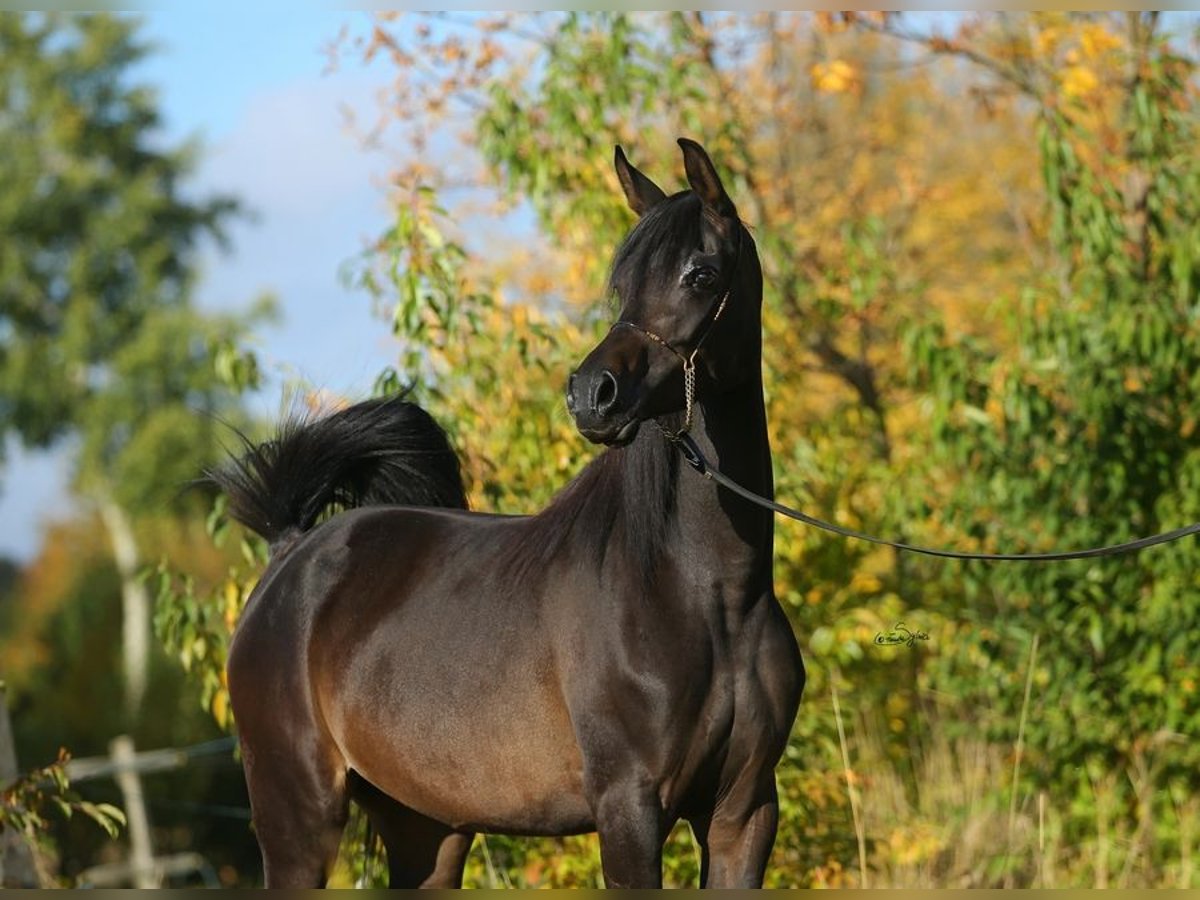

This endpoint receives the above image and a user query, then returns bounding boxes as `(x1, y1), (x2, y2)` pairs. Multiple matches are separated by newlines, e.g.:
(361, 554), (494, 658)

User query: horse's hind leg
(239, 737), (350, 887)
(381, 815), (473, 889)
(351, 777), (474, 888)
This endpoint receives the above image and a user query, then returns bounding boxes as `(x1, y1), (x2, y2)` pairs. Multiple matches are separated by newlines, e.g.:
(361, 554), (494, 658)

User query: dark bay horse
(216, 139), (804, 888)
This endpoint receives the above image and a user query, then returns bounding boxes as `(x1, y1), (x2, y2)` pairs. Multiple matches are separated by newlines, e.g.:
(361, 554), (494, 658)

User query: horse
(215, 138), (804, 888)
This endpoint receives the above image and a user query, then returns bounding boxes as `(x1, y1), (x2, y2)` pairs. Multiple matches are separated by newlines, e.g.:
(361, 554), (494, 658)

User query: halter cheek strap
(609, 290), (730, 440)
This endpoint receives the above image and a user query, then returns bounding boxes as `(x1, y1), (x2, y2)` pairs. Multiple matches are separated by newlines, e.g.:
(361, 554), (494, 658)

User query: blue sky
(0, 10), (401, 560)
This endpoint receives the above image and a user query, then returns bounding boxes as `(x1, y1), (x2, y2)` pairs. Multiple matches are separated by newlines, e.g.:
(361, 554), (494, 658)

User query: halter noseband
(608, 229), (741, 441)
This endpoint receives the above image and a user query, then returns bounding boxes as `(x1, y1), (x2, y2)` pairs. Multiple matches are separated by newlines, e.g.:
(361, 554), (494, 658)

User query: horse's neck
(673, 375), (775, 590)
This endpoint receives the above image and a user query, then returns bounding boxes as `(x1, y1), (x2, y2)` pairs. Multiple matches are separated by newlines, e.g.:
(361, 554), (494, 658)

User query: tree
(879, 13), (1200, 882)
(0, 513), (261, 885)
(0, 13), (260, 716)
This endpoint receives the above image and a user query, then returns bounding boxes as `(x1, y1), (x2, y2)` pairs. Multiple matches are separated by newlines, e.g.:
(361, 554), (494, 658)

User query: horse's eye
(684, 267), (718, 289)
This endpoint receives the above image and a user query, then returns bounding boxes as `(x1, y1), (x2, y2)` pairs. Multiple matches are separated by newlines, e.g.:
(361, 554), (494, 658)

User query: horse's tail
(206, 393), (467, 555)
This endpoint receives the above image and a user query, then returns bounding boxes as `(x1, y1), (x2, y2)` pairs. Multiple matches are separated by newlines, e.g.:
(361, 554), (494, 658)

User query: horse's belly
(350, 712), (591, 834)
(323, 645), (592, 835)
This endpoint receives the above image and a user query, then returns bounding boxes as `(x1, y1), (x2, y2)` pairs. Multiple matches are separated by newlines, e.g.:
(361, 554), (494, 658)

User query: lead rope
(605, 232), (1200, 559)
(670, 432), (1200, 562)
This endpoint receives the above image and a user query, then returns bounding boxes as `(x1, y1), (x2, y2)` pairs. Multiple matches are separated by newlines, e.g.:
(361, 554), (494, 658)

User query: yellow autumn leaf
(811, 59), (859, 95)
(223, 579), (240, 625)
(1081, 23), (1123, 59)
(211, 688), (230, 729)
(1061, 64), (1099, 99)
(850, 571), (883, 594)
(888, 822), (945, 865)
(1034, 26), (1062, 56)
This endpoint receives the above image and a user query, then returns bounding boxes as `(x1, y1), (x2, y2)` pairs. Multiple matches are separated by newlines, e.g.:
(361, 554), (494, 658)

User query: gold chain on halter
(610, 289), (728, 441)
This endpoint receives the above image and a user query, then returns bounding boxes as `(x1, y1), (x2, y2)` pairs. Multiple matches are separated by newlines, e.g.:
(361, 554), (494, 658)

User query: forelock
(607, 192), (703, 308)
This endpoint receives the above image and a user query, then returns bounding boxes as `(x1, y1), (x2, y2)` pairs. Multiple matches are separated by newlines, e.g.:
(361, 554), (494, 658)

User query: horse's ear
(678, 138), (736, 223)
(614, 145), (667, 217)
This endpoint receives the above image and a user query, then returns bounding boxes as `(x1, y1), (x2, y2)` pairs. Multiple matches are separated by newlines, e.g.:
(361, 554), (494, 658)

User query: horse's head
(567, 138), (762, 446)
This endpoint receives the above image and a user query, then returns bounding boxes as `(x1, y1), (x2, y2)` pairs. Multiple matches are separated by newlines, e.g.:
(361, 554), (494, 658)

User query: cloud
(189, 71), (402, 414)
(200, 72), (387, 219)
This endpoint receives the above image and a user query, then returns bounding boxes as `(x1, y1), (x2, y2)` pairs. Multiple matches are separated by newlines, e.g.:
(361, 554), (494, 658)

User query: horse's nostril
(593, 370), (619, 416)
(566, 373), (578, 411)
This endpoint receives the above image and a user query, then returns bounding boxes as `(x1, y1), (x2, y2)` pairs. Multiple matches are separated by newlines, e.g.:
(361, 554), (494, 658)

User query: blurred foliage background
(3, 10), (1200, 889)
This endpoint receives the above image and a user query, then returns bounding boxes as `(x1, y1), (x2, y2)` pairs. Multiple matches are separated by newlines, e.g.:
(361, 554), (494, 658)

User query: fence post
(110, 735), (156, 888)
(0, 682), (41, 887)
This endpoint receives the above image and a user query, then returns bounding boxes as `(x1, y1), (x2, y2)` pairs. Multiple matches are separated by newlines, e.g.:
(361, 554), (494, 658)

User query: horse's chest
(674, 599), (804, 804)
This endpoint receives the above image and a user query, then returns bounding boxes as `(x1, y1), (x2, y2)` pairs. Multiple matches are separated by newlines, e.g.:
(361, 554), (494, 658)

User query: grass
(817, 678), (1199, 889)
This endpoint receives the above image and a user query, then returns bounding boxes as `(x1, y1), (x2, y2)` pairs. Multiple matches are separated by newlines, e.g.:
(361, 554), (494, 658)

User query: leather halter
(608, 230), (741, 440)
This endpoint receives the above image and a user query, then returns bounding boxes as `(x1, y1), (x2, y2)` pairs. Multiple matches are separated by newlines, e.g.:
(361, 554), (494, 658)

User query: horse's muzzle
(566, 368), (641, 446)
(568, 325), (662, 445)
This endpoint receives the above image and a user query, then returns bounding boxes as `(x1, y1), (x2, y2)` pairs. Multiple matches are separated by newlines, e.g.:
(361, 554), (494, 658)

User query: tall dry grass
(823, 680), (1199, 889)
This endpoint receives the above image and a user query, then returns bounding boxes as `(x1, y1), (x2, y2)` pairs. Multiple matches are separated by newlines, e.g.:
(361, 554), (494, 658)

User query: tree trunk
(95, 496), (149, 720)
(110, 735), (157, 888)
(0, 683), (42, 887)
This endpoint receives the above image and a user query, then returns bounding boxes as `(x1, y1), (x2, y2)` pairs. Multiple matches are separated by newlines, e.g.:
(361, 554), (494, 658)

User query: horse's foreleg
(687, 814), (712, 887)
(699, 778), (779, 888)
(594, 784), (665, 888)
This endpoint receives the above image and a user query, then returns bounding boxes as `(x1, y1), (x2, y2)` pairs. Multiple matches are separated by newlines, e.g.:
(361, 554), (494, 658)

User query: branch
(421, 11), (557, 48)
(776, 282), (894, 463)
(857, 15), (1043, 100)
(677, 12), (766, 204)
(810, 332), (886, 423)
